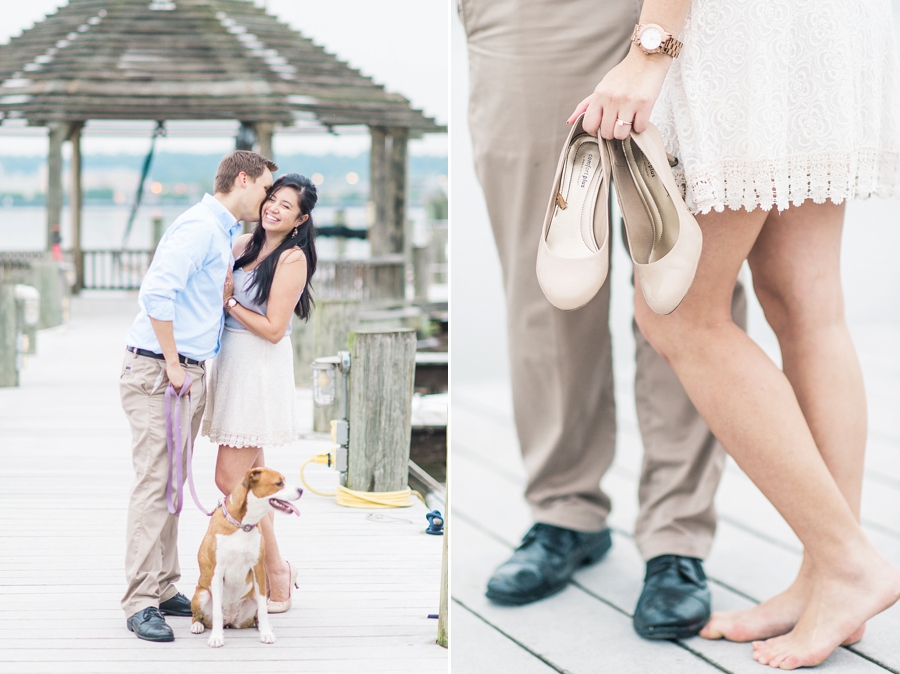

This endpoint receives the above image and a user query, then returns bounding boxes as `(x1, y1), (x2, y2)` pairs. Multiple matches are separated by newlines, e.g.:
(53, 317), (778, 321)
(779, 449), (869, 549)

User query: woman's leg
(215, 444), (262, 496)
(701, 201), (868, 644)
(215, 445), (292, 602)
(251, 449), (292, 603)
(635, 203), (899, 670)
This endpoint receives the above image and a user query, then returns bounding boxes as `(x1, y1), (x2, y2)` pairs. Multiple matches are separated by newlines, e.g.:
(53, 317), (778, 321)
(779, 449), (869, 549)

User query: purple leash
(165, 375), (214, 516)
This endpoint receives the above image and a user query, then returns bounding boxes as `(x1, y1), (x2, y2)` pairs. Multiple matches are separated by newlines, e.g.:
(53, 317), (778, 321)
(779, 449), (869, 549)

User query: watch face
(640, 26), (663, 50)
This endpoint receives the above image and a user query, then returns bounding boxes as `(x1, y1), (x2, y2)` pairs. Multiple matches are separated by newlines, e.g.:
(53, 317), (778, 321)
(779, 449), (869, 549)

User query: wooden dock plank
(0, 293), (446, 673)
(453, 420), (900, 673)
(451, 602), (559, 674)
(454, 519), (723, 674)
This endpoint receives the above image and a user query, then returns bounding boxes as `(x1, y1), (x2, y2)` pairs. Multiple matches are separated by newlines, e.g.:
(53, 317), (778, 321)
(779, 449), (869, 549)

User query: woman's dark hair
(233, 173), (318, 320)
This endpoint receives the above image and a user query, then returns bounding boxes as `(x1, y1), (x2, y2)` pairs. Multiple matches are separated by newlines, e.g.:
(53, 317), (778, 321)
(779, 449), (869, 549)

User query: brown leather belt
(126, 346), (202, 367)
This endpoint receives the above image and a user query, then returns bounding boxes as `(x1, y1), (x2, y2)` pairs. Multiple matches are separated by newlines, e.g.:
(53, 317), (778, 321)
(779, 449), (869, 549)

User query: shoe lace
(521, 523), (577, 552)
(646, 555), (706, 587)
(142, 607), (165, 622)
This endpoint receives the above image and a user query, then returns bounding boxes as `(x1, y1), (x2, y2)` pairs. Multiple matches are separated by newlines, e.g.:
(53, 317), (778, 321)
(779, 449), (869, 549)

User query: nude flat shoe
(266, 561), (298, 614)
(606, 123), (702, 315)
(536, 114), (611, 311)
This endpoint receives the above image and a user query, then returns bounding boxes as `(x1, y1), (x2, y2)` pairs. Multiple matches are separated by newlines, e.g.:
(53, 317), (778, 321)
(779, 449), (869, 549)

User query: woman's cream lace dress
(652, 0), (900, 214)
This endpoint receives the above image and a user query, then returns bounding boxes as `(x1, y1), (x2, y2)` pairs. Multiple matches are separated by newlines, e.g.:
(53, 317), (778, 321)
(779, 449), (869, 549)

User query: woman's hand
(228, 249), (307, 344)
(567, 50), (672, 140)
(223, 267), (234, 301)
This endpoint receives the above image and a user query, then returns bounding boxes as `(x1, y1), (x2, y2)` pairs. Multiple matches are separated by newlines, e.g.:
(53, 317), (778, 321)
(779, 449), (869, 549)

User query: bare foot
(701, 558), (866, 645)
(267, 560), (291, 602)
(701, 572), (812, 642)
(751, 556), (900, 670)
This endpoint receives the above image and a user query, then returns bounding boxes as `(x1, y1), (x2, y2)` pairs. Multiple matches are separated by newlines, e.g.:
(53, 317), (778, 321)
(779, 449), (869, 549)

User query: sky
(0, 0), (449, 156)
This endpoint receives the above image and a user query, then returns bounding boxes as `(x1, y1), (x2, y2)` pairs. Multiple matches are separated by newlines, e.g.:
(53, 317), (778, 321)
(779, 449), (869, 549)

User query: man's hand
(166, 361), (191, 393)
(224, 267), (234, 301)
(149, 317), (191, 393)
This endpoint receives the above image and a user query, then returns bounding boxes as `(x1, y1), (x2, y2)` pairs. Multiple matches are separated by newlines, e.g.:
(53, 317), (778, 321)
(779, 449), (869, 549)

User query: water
(0, 204), (428, 259)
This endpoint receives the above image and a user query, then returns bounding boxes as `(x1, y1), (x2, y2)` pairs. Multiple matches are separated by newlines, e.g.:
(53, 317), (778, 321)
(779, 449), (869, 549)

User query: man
(460, 0), (747, 638)
(119, 150), (276, 642)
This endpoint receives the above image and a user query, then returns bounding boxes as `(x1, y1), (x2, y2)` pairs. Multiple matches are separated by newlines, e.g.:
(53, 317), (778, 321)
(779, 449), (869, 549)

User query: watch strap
(660, 37), (682, 59)
(632, 24), (683, 59)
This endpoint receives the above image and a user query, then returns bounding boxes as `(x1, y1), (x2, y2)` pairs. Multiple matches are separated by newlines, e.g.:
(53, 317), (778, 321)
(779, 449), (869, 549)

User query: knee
(634, 303), (683, 365)
(752, 273), (844, 339)
(215, 464), (237, 497)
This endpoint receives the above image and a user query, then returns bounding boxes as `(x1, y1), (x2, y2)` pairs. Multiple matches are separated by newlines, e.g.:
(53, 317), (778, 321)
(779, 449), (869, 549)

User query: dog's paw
(207, 632), (225, 648)
(190, 621), (205, 634)
(259, 629), (276, 644)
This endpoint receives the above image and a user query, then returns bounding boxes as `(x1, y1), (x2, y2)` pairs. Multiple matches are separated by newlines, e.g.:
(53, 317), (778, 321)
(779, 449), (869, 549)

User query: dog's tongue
(270, 498), (301, 516)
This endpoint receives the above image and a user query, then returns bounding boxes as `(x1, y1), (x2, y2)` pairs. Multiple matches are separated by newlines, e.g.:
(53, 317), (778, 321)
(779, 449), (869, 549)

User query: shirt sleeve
(139, 220), (215, 321)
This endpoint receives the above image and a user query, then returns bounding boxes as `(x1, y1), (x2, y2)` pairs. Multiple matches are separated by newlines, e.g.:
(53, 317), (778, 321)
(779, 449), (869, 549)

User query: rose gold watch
(225, 297), (238, 313)
(632, 23), (683, 58)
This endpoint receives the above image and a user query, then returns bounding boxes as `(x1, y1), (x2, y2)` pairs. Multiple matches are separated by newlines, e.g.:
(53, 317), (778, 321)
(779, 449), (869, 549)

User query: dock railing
(74, 250), (406, 302)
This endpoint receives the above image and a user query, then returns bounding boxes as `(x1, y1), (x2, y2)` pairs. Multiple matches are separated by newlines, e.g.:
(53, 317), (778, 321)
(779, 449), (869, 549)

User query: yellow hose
(300, 451), (426, 508)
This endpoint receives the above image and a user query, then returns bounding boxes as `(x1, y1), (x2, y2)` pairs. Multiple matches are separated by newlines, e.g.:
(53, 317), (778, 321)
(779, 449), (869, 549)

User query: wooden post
(347, 328), (416, 493)
(69, 123), (84, 293)
(387, 127), (408, 256)
(369, 126), (388, 255)
(29, 258), (63, 329)
(0, 284), (18, 387)
(437, 487), (448, 648)
(312, 300), (360, 432)
(151, 216), (164, 251)
(412, 245), (430, 302)
(335, 208), (347, 259)
(236, 121), (257, 151)
(15, 285), (40, 355)
(46, 123), (67, 252)
(256, 122), (274, 160)
(290, 315), (316, 387)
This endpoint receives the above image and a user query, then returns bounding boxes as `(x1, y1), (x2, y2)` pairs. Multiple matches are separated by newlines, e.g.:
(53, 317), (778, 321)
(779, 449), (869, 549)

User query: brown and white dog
(190, 467), (302, 647)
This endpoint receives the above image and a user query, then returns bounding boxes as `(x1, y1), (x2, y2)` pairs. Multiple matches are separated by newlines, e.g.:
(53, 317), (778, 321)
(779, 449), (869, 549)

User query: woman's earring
(292, 227), (298, 237)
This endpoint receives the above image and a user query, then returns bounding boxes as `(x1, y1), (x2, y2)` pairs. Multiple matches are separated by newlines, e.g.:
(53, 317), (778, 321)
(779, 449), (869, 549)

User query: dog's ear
(242, 468), (263, 490)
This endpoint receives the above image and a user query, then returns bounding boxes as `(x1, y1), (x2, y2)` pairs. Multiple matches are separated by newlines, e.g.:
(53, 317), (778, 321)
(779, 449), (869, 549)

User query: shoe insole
(546, 134), (603, 258)
(607, 140), (655, 265)
(623, 138), (680, 264)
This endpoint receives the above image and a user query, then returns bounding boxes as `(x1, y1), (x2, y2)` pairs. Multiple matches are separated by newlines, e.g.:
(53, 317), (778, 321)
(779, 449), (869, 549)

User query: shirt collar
(202, 194), (242, 242)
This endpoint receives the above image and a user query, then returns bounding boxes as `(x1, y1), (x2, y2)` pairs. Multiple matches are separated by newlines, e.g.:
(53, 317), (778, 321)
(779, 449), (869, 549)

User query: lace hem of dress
(673, 149), (900, 215)
(202, 425), (300, 449)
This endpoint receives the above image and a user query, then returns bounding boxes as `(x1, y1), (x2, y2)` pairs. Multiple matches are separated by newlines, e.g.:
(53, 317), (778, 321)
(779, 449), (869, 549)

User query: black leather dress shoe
(158, 592), (192, 617)
(485, 523), (612, 605)
(126, 607), (175, 642)
(633, 555), (711, 640)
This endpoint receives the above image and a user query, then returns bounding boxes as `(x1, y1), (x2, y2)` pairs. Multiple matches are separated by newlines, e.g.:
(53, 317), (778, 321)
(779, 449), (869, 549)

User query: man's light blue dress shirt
(125, 194), (242, 361)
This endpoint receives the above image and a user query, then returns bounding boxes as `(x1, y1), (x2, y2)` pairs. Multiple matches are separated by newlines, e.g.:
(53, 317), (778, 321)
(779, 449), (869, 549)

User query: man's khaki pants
(119, 350), (206, 617)
(461, 0), (747, 560)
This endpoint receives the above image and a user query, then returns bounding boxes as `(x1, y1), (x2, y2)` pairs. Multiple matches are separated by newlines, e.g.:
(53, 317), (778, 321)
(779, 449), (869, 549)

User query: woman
(202, 173), (318, 613)
(569, 0), (900, 669)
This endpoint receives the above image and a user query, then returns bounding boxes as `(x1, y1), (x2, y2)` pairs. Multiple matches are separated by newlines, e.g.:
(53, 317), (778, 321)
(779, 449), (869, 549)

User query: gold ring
(616, 118), (633, 126)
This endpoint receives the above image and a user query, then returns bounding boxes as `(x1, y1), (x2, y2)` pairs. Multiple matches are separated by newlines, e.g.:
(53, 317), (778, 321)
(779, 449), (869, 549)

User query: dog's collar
(220, 499), (256, 532)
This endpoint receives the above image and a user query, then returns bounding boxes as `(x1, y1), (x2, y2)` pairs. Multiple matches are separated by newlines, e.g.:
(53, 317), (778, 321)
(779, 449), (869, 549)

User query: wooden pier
(450, 200), (900, 674)
(0, 292), (446, 673)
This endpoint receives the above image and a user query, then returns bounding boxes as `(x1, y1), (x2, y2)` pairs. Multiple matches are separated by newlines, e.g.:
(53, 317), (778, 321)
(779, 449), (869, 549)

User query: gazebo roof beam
(0, 0), (443, 133)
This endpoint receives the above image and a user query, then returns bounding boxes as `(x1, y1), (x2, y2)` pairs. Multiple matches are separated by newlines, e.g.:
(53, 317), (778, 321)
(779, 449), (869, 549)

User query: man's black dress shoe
(126, 607), (175, 642)
(633, 555), (711, 640)
(158, 592), (192, 617)
(485, 523), (612, 605)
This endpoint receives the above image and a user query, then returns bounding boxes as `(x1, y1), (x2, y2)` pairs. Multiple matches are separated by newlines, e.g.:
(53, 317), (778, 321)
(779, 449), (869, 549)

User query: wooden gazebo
(0, 0), (443, 290)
